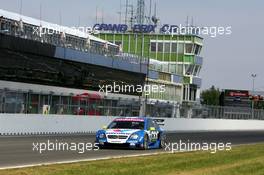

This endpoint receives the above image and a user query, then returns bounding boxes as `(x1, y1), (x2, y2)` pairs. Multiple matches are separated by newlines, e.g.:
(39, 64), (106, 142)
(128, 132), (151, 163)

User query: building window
(169, 64), (176, 74)
(158, 72), (171, 81)
(157, 43), (163, 52)
(171, 43), (177, 53)
(162, 63), (169, 72)
(178, 43), (184, 54)
(176, 64), (183, 75)
(185, 43), (193, 54)
(193, 65), (200, 76)
(194, 44), (201, 55)
(185, 65), (195, 75)
(164, 43), (170, 53)
(150, 42), (157, 52)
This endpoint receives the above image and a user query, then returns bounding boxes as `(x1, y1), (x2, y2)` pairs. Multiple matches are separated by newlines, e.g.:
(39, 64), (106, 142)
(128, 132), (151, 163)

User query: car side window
(153, 121), (159, 130)
(147, 119), (155, 130)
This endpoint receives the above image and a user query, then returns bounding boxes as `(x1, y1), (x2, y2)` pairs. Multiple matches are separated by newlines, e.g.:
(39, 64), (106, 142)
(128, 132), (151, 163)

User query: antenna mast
(39, 4), (42, 22)
(117, 0), (122, 23)
(148, 0), (152, 24)
(136, 0), (145, 24)
(19, 0), (23, 17)
(125, 0), (128, 25)
(101, 8), (104, 23)
(95, 6), (98, 23)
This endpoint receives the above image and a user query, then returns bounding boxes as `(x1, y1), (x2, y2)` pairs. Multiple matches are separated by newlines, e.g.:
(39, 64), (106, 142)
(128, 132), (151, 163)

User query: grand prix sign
(93, 23), (157, 33)
(93, 23), (180, 33)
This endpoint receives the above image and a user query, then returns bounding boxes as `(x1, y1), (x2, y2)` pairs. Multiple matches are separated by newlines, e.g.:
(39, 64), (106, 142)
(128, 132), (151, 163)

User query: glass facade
(95, 33), (203, 104)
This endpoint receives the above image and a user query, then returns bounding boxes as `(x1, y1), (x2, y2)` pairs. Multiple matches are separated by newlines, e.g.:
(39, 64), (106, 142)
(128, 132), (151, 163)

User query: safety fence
(190, 105), (264, 120)
(0, 88), (264, 120)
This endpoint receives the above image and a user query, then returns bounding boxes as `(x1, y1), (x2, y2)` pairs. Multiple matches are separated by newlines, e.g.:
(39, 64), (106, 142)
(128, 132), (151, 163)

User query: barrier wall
(0, 114), (264, 135)
(0, 114), (115, 135)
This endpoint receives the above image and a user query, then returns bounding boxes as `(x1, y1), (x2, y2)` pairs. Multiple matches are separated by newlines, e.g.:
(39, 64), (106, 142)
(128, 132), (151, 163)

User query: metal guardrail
(190, 105), (264, 120)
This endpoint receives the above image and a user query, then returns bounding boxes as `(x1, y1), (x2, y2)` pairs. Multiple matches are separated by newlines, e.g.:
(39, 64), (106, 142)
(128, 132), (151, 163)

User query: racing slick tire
(159, 134), (167, 149)
(143, 134), (149, 150)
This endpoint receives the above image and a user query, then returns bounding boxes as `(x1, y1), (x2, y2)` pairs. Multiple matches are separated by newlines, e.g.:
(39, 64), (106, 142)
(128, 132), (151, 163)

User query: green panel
(115, 34), (122, 40)
(170, 53), (177, 62)
(123, 35), (129, 52)
(171, 35), (178, 41)
(122, 34), (128, 52)
(157, 35), (164, 40)
(164, 35), (172, 40)
(183, 55), (194, 63)
(156, 53), (163, 61)
(143, 34), (150, 57)
(183, 76), (190, 84)
(106, 34), (113, 41)
(130, 34), (135, 54)
(178, 35), (184, 40)
(163, 53), (170, 61)
(178, 54), (184, 62)
(104, 34), (107, 41)
(150, 35), (157, 40)
(136, 35), (142, 55)
(185, 36), (192, 41)
(149, 53), (156, 60)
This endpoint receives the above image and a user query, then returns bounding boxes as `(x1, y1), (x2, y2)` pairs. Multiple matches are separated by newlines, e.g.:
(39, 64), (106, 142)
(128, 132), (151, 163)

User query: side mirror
(149, 127), (155, 131)
(102, 125), (107, 130)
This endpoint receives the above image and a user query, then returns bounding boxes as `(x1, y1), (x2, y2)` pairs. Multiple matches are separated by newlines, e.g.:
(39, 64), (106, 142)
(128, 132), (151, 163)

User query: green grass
(1, 143), (264, 175)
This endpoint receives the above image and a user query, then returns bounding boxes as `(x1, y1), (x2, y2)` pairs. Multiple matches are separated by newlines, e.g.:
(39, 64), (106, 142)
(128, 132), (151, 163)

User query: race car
(95, 117), (166, 149)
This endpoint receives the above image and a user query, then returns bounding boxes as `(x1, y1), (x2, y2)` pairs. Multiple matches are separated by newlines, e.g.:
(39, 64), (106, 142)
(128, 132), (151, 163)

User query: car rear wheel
(159, 134), (166, 148)
(143, 135), (149, 150)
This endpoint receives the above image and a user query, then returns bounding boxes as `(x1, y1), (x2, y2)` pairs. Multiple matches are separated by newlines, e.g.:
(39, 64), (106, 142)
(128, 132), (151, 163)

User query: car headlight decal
(129, 133), (139, 140)
(99, 133), (106, 139)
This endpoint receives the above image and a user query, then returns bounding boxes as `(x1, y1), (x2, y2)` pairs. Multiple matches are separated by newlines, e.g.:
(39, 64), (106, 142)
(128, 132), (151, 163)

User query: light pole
(251, 74), (257, 119)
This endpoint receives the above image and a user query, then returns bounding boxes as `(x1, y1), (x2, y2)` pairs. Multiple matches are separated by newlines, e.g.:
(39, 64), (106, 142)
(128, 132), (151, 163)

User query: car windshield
(108, 121), (145, 130)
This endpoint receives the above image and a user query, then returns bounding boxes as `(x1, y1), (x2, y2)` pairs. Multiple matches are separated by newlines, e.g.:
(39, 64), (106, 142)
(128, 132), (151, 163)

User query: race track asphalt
(0, 131), (263, 169)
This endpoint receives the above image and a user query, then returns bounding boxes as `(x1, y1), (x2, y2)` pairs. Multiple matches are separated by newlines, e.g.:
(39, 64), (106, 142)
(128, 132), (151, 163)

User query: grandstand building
(0, 6), (204, 118)
(0, 9), (147, 116)
(95, 27), (203, 117)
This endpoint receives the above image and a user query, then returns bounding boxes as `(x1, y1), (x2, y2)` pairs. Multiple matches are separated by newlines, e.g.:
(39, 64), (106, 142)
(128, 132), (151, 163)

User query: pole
(145, 41), (150, 117)
(251, 74), (257, 119)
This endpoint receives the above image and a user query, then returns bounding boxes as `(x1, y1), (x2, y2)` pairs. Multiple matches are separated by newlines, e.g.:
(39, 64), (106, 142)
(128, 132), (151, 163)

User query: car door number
(149, 131), (159, 141)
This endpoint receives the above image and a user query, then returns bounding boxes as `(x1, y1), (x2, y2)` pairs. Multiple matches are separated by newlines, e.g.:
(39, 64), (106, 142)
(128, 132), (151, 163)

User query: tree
(201, 86), (221, 106)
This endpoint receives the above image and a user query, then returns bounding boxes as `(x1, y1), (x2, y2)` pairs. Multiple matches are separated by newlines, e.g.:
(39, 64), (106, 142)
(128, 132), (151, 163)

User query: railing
(0, 23), (148, 65)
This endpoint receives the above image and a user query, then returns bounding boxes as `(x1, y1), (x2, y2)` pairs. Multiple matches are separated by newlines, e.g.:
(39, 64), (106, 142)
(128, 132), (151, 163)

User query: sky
(0, 0), (263, 91)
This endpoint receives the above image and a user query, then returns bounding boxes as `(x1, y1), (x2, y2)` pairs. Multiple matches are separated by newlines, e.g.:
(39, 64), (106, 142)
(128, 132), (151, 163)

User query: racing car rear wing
(153, 119), (165, 126)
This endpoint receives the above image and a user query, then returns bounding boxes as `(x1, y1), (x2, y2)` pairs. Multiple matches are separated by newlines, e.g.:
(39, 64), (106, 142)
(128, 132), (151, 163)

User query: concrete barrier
(0, 114), (115, 135)
(0, 114), (264, 135)
(162, 118), (264, 132)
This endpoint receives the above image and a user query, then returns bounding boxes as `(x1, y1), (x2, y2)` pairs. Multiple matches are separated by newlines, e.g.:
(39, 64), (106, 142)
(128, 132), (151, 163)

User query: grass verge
(1, 143), (264, 175)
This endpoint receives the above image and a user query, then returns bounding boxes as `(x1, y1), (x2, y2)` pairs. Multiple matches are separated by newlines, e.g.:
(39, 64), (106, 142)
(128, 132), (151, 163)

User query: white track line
(0, 151), (169, 170)
(0, 142), (262, 170)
